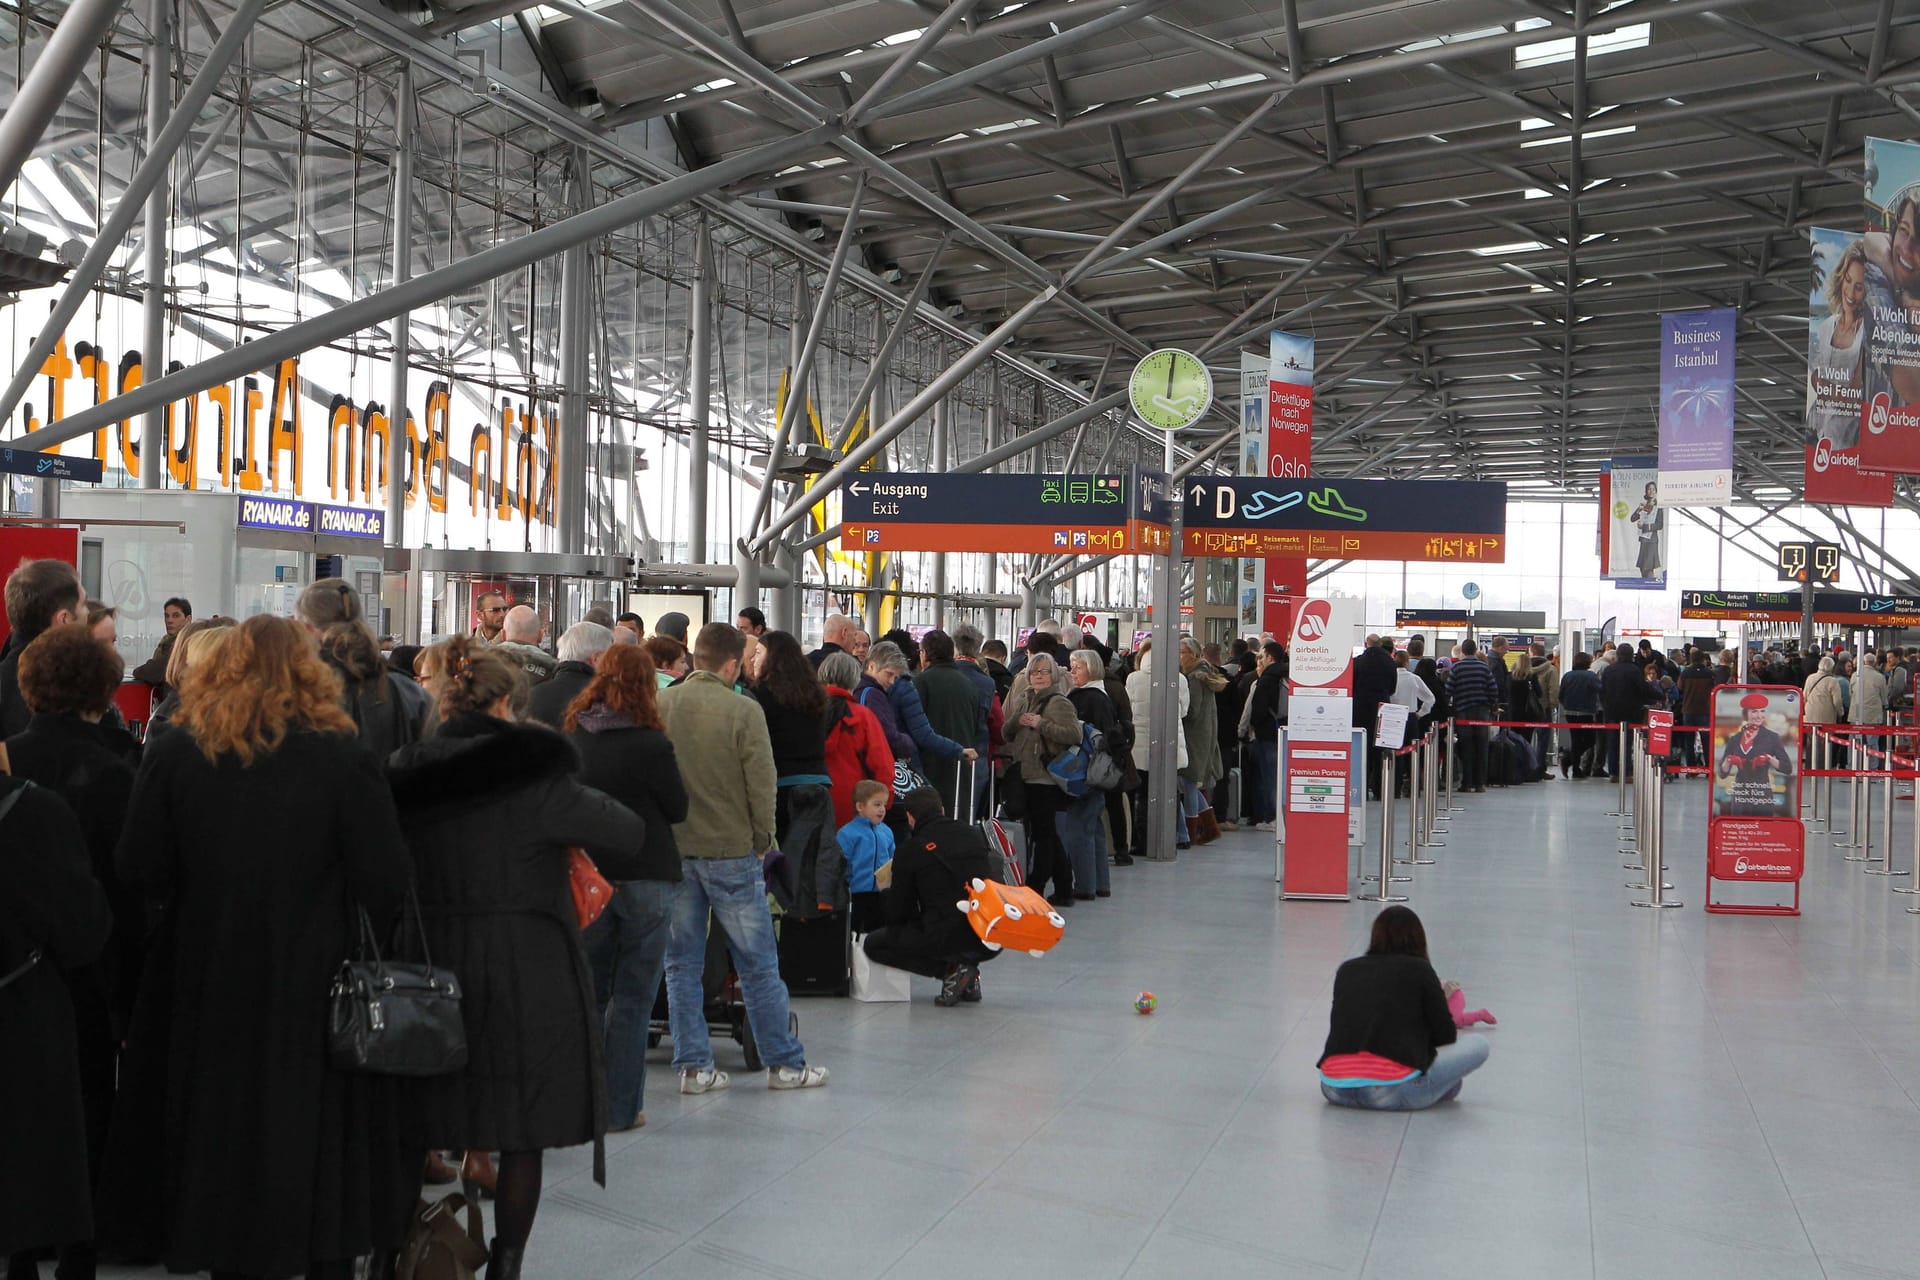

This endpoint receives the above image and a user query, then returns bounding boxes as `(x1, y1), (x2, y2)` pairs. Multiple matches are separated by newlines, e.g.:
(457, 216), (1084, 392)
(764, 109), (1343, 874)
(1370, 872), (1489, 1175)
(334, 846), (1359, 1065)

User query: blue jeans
(1056, 793), (1108, 894)
(584, 879), (673, 1125)
(1248, 738), (1278, 824)
(1320, 1035), (1491, 1111)
(664, 856), (806, 1072)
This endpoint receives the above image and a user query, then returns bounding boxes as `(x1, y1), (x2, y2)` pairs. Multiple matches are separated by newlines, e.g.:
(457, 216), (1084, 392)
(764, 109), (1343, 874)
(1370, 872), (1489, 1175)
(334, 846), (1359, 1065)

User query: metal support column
(1144, 428), (1183, 862)
(931, 387), (949, 627)
(734, 540), (762, 616)
(687, 224), (713, 564)
(556, 150), (594, 555)
(383, 64), (414, 544)
(138, 0), (171, 490)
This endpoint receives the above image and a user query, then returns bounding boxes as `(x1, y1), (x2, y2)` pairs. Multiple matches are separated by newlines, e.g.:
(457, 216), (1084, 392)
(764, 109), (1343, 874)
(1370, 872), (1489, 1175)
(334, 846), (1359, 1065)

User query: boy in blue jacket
(840, 779), (896, 932)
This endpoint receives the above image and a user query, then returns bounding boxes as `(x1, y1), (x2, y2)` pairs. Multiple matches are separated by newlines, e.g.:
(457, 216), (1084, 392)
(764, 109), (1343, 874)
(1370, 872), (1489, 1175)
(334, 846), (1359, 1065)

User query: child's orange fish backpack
(957, 878), (1065, 957)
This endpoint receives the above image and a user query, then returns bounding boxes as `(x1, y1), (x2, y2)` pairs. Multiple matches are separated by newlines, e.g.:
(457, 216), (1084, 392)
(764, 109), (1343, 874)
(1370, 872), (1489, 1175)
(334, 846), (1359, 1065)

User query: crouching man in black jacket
(861, 787), (997, 1007)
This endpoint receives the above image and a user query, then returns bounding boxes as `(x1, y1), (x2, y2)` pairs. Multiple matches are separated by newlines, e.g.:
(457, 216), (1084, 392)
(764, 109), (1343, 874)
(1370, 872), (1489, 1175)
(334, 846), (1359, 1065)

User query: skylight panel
(1471, 240), (1546, 256)
(1519, 117), (1636, 148)
(1514, 21), (1650, 68)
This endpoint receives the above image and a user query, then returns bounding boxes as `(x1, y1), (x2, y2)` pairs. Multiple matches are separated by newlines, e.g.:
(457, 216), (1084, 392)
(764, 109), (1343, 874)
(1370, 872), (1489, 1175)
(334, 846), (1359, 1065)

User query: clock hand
(1165, 355), (1176, 400)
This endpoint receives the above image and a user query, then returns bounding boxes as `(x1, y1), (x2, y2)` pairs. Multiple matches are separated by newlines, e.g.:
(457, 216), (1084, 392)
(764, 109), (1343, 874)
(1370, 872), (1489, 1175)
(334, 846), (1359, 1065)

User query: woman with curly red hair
(109, 615), (416, 1280)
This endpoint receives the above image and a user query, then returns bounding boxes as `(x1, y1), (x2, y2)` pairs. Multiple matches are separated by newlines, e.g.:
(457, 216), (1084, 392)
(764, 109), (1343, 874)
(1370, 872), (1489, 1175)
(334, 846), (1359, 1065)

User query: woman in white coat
(1124, 639), (1190, 857)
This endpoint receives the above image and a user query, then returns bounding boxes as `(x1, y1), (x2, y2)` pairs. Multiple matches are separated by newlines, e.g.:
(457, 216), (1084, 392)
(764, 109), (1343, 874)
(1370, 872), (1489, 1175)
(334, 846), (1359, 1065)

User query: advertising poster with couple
(1807, 226), (1895, 505)
(1859, 136), (1920, 475)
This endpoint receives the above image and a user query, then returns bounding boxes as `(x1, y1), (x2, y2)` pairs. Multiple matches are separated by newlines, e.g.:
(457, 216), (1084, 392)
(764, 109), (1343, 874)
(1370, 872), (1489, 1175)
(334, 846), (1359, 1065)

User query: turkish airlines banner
(1807, 227), (1894, 506)
(1265, 330), (1313, 638)
(1656, 308), (1734, 506)
(1859, 136), (1920, 474)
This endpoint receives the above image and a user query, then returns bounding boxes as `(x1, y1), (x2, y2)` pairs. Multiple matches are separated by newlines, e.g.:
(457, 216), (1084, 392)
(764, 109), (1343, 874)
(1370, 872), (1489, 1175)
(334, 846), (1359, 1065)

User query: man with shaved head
(494, 603), (558, 685)
(808, 613), (855, 668)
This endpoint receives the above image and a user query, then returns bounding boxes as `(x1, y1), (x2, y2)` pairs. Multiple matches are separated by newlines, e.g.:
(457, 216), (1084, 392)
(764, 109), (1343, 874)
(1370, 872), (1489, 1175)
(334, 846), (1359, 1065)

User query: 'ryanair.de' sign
(237, 496), (385, 541)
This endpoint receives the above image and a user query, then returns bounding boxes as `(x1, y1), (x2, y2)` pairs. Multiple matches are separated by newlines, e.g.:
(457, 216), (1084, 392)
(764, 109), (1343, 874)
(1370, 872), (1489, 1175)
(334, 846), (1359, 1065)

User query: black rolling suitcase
(777, 912), (851, 997)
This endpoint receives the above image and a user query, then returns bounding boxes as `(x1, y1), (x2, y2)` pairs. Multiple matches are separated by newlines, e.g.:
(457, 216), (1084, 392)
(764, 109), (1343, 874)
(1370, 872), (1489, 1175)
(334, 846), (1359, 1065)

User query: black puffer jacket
(387, 714), (644, 1181)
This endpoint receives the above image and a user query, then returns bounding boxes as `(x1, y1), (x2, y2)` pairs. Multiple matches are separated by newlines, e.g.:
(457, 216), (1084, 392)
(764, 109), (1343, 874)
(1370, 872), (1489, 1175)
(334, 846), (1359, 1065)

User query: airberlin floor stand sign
(1706, 684), (1804, 916)
(1281, 596), (1361, 900)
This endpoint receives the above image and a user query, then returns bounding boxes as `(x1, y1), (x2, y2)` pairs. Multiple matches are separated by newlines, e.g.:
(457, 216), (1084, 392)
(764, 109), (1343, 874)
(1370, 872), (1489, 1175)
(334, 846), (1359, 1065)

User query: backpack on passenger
(1046, 721), (1121, 796)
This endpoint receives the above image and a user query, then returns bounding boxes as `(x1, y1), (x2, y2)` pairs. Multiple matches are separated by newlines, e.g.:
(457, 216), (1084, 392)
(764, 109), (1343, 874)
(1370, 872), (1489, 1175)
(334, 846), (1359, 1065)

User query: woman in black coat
(0, 775), (110, 1277)
(391, 638), (644, 1280)
(108, 616), (415, 1280)
(564, 644), (688, 1133)
(752, 631), (847, 918)
(3, 625), (139, 1280)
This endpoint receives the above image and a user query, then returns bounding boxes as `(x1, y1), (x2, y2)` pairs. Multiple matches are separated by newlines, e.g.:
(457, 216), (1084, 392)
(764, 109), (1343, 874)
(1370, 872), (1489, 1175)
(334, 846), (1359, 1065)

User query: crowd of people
(6, 553), (1908, 1279)
(0, 569), (1293, 1280)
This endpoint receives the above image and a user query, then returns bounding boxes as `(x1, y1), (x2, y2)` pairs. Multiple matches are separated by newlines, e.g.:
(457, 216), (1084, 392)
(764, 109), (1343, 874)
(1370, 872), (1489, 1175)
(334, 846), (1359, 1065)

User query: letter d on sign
(1216, 487), (1235, 520)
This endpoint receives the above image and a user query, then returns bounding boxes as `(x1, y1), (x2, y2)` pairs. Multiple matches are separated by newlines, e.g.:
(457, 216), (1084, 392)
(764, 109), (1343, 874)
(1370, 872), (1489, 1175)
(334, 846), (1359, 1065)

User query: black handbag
(328, 890), (467, 1077)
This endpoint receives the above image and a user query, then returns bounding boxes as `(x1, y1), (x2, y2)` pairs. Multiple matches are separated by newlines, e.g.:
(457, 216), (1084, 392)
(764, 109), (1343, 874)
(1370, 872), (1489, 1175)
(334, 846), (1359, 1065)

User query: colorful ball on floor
(1134, 991), (1157, 1014)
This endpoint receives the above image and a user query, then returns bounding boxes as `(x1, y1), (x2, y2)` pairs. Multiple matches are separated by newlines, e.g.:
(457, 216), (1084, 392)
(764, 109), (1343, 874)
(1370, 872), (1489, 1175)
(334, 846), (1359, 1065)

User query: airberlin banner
(1859, 136), (1920, 475)
(1656, 308), (1734, 506)
(1807, 227), (1894, 506)
(1264, 330), (1313, 639)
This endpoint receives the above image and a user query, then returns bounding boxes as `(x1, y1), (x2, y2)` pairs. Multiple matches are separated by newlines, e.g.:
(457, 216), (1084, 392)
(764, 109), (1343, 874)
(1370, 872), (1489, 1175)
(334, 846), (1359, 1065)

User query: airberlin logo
(1868, 393), (1890, 435)
(1296, 601), (1331, 642)
(1813, 439), (1832, 473)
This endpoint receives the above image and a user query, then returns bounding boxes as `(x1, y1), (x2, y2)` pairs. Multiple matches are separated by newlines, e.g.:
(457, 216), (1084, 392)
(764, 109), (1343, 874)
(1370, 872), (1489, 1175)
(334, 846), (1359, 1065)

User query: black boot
(486, 1240), (525, 1280)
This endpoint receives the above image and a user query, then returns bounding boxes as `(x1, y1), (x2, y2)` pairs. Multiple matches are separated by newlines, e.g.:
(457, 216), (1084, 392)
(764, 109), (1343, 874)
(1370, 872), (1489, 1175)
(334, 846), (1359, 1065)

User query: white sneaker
(679, 1067), (730, 1094)
(768, 1064), (830, 1090)
(1253, 821), (1275, 831)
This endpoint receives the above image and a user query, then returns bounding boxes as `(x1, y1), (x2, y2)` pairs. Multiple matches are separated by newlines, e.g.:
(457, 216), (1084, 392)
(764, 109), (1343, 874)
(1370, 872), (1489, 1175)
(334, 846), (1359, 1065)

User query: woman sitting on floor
(1316, 906), (1489, 1110)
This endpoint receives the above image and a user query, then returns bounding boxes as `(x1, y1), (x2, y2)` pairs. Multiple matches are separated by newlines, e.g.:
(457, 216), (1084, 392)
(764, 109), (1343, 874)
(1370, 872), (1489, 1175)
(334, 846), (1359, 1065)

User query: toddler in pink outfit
(1443, 980), (1497, 1028)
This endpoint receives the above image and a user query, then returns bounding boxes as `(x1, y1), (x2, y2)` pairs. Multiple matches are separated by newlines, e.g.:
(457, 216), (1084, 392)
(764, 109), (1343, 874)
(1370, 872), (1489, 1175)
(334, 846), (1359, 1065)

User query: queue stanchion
(1809, 727), (1827, 831)
(1822, 729), (1843, 839)
(1358, 747), (1409, 903)
(1845, 757), (1880, 863)
(1631, 746), (1681, 909)
(1423, 732), (1448, 847)
(1609, 722), (1630, 821)
(1402, 743), (1434, 866)
(1443, 718), (1462, 814)
(1867, 766), (1904, 878)
(1837, 734), (1868, 853)
(1899, 779), (1920, 899)
(1621, 730), (1643, 863)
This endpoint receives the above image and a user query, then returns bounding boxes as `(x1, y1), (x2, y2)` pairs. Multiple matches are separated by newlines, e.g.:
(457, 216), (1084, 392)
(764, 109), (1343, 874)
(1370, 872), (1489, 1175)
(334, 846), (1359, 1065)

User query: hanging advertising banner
(1282, 596), (1361, 900)
(1265, 331), (1313, 640)
(1706, 684), (1804, 916)
(1860, 136), (1920, 474)
(1599, 457), (1665, 590)
(1806, 227), (1895, 506)
(1656, 308), (1734, 506)
(1239, 350), (1267, 628)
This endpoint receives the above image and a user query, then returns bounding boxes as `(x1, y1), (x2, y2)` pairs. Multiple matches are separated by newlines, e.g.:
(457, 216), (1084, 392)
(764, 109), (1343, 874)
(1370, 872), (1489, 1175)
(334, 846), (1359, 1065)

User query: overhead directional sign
(0, 446), (104, 483)
(1680, 589), (1920, 627)
(839, 467), (1171, 555)
(1179, 477), (1508, 561)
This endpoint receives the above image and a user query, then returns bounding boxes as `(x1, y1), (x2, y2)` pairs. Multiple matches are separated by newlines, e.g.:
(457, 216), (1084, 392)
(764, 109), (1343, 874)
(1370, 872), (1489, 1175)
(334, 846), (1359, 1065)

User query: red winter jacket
(823, 685), (897, 827)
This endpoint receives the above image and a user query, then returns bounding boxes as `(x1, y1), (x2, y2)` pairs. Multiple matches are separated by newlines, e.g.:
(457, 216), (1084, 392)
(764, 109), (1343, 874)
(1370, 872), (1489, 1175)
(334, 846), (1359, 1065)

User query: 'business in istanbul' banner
(1656, 308), (1734, 507)
(1806, 227), (1894, 506)
(1859, 136), (1920, 474)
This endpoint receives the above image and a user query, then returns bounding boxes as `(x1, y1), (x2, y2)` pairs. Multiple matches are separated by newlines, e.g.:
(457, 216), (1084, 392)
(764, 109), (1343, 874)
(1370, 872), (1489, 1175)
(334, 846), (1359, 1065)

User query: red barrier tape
(1455, 719), (1623, 731)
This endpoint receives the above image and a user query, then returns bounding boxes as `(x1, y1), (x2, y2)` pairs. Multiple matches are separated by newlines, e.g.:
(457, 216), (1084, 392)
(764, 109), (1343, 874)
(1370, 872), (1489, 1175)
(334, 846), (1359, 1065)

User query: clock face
(1128, 348), (1214, 431)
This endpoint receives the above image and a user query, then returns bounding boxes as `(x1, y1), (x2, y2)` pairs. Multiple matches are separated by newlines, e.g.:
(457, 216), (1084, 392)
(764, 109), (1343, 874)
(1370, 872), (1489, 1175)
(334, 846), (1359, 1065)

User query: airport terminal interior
(5, 0), (1920, 1276)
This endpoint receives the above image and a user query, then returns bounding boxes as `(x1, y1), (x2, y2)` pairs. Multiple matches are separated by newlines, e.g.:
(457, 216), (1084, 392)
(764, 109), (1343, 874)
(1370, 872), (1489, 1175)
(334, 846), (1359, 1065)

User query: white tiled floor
(93, 776), (1920, 1278)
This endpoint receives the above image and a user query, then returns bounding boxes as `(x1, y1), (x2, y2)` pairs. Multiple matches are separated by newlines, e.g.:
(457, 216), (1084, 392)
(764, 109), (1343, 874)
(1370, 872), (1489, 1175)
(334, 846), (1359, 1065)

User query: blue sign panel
(1180, 477), (1507, 562)
(0, 447), (104, 483)
(236, 497), (384, 540)
(839, 471), (1150, 554)
(237, 496), (315, 533)
(314, 503), (386, 540)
